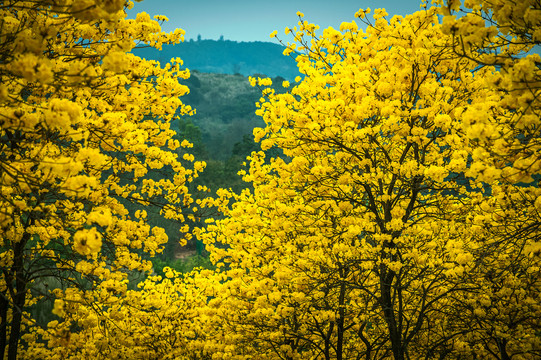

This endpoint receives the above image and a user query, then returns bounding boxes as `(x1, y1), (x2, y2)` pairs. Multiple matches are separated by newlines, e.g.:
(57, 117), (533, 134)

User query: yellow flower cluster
(1, 1), (206, 358)
(186, 5), (540, 360)
(73, 228), (102, 256)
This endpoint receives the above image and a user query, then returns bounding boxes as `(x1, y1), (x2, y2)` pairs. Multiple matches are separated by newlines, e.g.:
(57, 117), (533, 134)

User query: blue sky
(127, 1), (424, 42)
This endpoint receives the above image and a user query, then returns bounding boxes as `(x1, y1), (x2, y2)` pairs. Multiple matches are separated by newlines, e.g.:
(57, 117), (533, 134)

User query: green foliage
(178, 72), (289, 160)
(133, 39), (299, 79)
(151, 255), (215, 278)
(174, 72), (289, 198)
(177, 117), (208, 158)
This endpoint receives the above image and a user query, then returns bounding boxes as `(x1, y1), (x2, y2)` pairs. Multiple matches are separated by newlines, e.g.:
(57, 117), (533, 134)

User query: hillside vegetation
(133, 39), (299, 79)
(177, 71), (289, 160)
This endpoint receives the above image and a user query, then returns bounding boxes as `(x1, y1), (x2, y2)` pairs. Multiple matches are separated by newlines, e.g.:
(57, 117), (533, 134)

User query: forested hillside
(155, 71), (288, 262)
(1, 1), (540, 360)
(176, 71), (289, 161)
(133, 39), (299, 79)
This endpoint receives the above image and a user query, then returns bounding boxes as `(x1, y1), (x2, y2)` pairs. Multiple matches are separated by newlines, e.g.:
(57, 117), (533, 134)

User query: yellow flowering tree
(0, 1), (203, 358)
(195, 6), (540, 360)
(434, 1), (541, 358)
(437, 0), (541, 187)
(19, 267), (221, 360)
(13, 2), (538, 359)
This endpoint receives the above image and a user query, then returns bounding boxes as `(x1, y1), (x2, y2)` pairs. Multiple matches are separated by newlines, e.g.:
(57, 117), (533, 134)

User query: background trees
(0, 1), (203, 358)
(133, 39), (299, 79)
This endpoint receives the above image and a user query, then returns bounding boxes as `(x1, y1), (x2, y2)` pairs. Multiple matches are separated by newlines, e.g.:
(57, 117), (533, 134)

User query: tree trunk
(0, 293), (8, 360)
(379, 266), (404, 360)
(497, 338), (511, 360)
(336, 277), (346, 360)
(7, 291), (25, 360)
(7, 234), (28, 360)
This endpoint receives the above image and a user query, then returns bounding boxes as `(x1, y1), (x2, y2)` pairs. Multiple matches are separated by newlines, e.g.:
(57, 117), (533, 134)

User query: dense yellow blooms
(0, 0), (202, 358)
(4, 1), (539, 360)
(434, 1), (541, 358)
(191, 4), (538, 360)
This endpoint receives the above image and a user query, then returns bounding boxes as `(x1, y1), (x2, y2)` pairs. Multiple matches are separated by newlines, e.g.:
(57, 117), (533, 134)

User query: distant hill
(175, 71), (289, 159)
(132, 39), (300, 80)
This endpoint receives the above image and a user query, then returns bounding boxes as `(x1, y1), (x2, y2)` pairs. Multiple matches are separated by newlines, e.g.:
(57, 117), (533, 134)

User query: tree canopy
(0, 1), (203, 359)
(195, 6), (541, 360)
(1, 1), (540, 359)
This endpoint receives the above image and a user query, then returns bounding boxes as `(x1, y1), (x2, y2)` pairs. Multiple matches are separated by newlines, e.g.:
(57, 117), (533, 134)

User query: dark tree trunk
(7, 234), (29, 360)
(0, 293), (8, 360)
(336, 278), (346, 360)
(7, 291), (25, 360)
(380, 266), (404, 360)
(497, 338), (511, 360)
